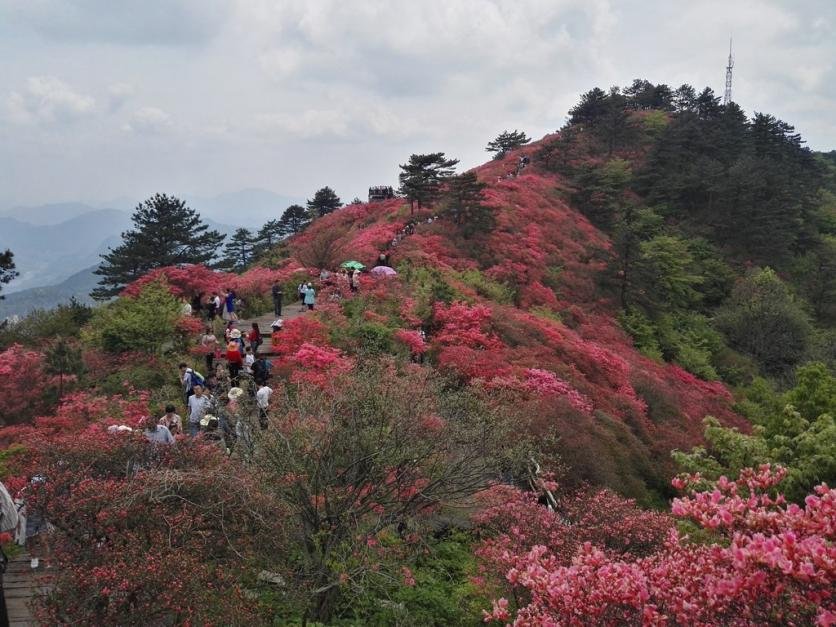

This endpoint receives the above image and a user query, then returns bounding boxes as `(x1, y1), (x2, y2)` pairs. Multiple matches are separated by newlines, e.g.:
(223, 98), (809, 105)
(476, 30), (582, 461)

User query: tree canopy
(219, 228), (256, 271)
(486, 130), (530, 159)
(398, 152), (459, 212)
(307, 186), (342, 218)
(92, 194), (225, 299)
(0, 249), (18, 299)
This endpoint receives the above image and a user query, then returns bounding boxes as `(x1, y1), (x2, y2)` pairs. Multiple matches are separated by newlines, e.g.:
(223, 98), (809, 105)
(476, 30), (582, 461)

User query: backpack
(191, 370), (205, 387)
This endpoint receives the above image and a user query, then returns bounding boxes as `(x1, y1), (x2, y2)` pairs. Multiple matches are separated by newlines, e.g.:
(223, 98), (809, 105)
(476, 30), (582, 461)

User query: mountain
(0, 210), (130, 292)
(0, 202), (109, 226)
(0, 265), (99, 319)
(184, 188), (304, 227)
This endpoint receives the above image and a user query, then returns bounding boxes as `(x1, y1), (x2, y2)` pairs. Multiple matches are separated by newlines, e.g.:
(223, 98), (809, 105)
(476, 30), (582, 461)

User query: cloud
(107, 82), (134, 112)
(6, 76), (95, 124)
(2, 0), (228, 46)
(123, 106), (172, 133)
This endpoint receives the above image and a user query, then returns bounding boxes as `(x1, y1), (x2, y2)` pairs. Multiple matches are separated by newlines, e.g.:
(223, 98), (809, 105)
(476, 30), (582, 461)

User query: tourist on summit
(271, 282), (283, 316)
(158, 404), (183, 435)
(303, 282), (316, 310)
(248, 322), (262, 354)
(187, 385), (211, 437)
(144, 415), (175, 445)
(201, 325), (218, 374)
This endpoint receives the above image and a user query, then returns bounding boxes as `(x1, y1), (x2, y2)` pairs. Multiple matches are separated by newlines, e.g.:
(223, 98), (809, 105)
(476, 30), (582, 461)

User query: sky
(1, 0), (834, 211)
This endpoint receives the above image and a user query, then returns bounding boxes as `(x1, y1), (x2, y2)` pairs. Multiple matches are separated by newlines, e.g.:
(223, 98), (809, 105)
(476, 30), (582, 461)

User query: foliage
(441, 172), (493, 237)
(307, 186), (342, 218)
(483, 466), (835, 625)
(0, 248), (18, 298)
(398, 152), (459, 211)
(84, 280), (185, 354)
(278, 203), (311, 235)
(674, 362), (836, 502)
(0, 344), (62, 425)
(218, 227), (256, 271)
(0, 298), (92, 349)
(486, 129), (531, 159)
(249, 362), (513, 622)
(716, 267), (812, 376)
(93, 193), (225, 299)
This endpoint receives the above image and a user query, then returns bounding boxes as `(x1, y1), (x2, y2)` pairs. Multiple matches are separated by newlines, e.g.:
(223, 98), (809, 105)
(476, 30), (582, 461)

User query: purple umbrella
(370, 265), (397, 277)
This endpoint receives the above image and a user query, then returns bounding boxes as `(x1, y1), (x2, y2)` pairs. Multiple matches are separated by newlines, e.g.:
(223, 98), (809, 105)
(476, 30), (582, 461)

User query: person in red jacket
(226, 340), (243, 386)
(247, 322), (262, 355)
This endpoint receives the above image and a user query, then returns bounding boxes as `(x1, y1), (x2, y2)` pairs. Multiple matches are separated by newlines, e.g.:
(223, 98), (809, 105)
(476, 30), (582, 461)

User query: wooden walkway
(3, 553), (51, 626)
(237, 302), (309, 357)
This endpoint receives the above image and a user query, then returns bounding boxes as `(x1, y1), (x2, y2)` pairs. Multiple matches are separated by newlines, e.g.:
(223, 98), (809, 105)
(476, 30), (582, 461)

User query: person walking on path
(187, 385), (211, 437)
(200, 325), (218, 374)
(223, 288), (238, 322)
(158, 404), (183, 435)
(271, 282), (284, 316)
(248, 322), (262, 354)
(144, 415), (175, 445)
(226, 339), (244, 386)
(256, 382), (273, 429)
(179, 363), (204, 407)
(303, 282), (316, 310)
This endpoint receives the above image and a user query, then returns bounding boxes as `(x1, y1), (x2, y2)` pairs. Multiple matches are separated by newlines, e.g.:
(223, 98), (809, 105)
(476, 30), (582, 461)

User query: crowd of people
(186, 288), (241, 322)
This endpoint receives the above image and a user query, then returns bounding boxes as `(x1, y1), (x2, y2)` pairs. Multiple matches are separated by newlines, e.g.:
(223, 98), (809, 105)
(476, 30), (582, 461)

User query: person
(248, 322), (262, 354)
(205, 292), (216, 319)
(226, 339), (243, 386)
(187, 384), (211, 437)
(270, 318), (283, 333)
(191, 292), (204, 318)
(144, 415), (175, 445)
(303, 282), (316, 310)
(243, 346), (255, 374)
(181, 299), (192, 316)
(252, 355), (272, 386)
(158, 404), (183, 435)
(179, 363), (204, 406)
(230, 327), (245, 353)
(223, 288), (238, 322)
(200, 325), (218, 374)
(256, 382), (273, 429)
(224, 321), (235, 343)
(212, 292), (222, 318)
(298, 282), (306, 309)
(271, 282), (283, 316)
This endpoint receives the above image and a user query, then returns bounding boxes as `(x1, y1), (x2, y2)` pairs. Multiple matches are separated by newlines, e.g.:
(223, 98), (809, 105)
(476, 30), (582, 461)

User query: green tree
(255, 219), (284, 254)
(398, 153), (459, 213)
(278, 204), (311, 236)
(486, 129), (531, 160)
(633, 235), (703, 312)
(307, 186), (342, 218)
(84, 280), (183, 353)
(44, 337), (84, 397)
(715, 267), (812, 376)
(93, 194), (225, 299)
(0, 249), (18, 299)
(441, 172), (493, 236)
(219, 228), (256, 271)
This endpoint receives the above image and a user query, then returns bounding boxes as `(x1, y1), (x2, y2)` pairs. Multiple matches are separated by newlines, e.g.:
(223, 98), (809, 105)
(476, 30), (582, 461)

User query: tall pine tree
(255, 219), (284, 254)
(278, 204), (311, 236)
(398, 153), (459, 213)
(307, 187), (342, 218)
(219, 228), (256, 271)
(486, 130), (530, 159)
(441, 172), (493, 237)
(92, 193), (225, 299)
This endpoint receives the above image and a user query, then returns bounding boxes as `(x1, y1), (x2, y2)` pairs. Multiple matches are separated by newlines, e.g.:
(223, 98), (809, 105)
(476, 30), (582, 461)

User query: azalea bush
(482, 466), (835, 625)
(0, 344), (62, 425)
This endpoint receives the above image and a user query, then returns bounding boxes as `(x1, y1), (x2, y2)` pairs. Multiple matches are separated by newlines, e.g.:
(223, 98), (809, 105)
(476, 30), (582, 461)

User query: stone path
(3, 553), (52, 626)
(236, 300), (309, 357)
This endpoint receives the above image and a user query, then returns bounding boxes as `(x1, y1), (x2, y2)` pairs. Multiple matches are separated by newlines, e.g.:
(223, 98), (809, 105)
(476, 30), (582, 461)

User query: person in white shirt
(144, 415), (175, 445)
(187, 385), (211, 437)
(256, 383), (272, 429)
(243, 347), (255, 374)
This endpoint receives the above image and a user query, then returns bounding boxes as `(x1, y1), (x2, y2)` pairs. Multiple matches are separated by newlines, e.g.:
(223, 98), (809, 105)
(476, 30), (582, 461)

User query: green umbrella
(340, 260), (365, 270)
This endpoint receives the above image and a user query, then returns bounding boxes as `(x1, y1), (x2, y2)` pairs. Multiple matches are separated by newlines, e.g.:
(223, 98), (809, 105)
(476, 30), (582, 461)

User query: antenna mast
(723, 38), (734, 105)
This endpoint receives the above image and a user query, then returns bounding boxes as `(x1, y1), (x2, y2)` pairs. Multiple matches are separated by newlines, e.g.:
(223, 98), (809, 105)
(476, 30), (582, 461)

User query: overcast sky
(1, 0), (834, 210)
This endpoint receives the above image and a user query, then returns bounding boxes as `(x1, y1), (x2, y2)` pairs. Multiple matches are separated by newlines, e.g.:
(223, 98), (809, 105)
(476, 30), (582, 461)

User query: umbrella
(340, 260), (365, 270)
(370, 265), (397, 277)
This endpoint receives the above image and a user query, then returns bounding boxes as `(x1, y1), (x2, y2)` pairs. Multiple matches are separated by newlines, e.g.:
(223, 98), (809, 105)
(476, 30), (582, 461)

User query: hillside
(0, 101), (833, 625)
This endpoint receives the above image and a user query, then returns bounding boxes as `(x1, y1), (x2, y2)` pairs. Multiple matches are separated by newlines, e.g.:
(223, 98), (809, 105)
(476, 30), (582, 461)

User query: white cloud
(107, 82), (134, 112)
(6, 76), (96, 124)
(123, 106), (172, 133)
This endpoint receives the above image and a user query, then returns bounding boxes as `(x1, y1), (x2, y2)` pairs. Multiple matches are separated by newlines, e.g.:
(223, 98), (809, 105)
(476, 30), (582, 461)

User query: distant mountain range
(0, 265), (100, 320)
(0, 189), (302, 316)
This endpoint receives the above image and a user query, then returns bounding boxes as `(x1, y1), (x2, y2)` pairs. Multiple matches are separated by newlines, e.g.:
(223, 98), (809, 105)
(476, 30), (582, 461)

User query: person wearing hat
(229, 327), (245, 353)
(226, 338), (244, 386)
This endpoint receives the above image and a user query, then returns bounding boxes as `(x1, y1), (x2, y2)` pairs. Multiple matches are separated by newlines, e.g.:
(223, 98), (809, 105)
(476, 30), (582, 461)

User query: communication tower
(724, 38), (734, 105)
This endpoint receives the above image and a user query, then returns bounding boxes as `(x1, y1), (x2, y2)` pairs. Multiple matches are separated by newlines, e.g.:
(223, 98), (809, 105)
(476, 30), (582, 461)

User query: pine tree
(92, 194), (225, 299)
(219, 228), (256, 271)
(255, 219), (284, 254)
(442, 172), (493, 237)
(398, 153), (459, 213)
(307, 187), (342, 218)
(486, 130), (531, 160)
(0, 249), (18, 299)
(44, 337), (84, 397)
(278, 204), (311, 236)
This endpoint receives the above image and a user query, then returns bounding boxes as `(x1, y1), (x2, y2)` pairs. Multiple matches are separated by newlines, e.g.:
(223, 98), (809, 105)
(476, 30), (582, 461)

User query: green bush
(619, 309), (662, 360)
(83, 280), (182, 354)
(0, 298), (93, 349)
(455, 269), (514, 305)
